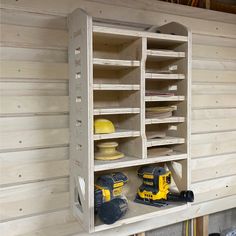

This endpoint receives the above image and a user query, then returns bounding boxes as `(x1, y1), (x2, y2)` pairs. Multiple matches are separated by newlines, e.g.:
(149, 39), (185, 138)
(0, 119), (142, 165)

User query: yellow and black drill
(95, 172), (128, 224)
(135, 166), (194, 207)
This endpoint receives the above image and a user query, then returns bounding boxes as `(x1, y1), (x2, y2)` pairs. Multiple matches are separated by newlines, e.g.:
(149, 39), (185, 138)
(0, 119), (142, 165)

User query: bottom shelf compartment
(94, 161), (190, 231)
(94, 198), (187, 231)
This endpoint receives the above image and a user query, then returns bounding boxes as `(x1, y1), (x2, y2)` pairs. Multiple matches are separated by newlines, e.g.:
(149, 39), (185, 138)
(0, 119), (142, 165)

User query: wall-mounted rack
(69, 8), (191, 233)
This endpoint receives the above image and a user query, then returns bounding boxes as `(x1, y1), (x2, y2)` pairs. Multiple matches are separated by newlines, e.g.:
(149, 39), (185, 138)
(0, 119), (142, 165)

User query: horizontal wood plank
(0, 96), (68, 115)
(192, 70), (236, 83)
(0, 8), (67, 29)
(192, 153), (236, 182)
(0, 81), (68, 96)
(193, 44), (236, 60)
(1, 209), (74, 236)
(192, 84), (236, 95)
(0, 115), (68, 132)
(192, 108), (236, 120)
(0, 24), (67, 49)
(0, 159), (69, 185)
(0, 178), (69, 221)
(0, 47), (67, 63)
(0, 147), (69, 164)
(192, 59), (236, 71)
(0, 128), (69, 151)
(192, 131), (236, 158)
(192, 95), (236, 109)
(0, 61), (68, 80)
(192, 118), (236, 133)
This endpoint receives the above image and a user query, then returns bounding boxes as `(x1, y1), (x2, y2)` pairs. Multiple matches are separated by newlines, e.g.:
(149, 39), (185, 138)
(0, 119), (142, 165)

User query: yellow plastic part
(138, 171), (171, 201)
(94, 119), (115, 134)
(95, 142), (124, 160)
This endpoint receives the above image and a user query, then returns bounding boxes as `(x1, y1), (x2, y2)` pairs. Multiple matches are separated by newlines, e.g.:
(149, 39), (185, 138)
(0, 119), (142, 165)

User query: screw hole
(17, 105), (21, 108)
(76, 96), (82, 103)
(18, 174), (22, 178)
(226, 185), (228, 188)
(19, 140), (22, 144)
(19, 208), (22, 211)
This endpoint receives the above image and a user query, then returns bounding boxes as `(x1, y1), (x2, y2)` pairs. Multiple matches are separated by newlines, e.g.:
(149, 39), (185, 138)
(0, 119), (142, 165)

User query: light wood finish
(146, 73), (185, 80)
(1, 1), (236, 235)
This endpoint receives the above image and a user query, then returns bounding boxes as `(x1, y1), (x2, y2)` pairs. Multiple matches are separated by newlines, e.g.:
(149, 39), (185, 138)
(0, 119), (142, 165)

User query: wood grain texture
(0, 96), (68, 114)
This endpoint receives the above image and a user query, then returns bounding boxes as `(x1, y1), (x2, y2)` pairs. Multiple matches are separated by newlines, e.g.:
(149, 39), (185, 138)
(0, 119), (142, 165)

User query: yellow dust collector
(94, 119), (115, 134)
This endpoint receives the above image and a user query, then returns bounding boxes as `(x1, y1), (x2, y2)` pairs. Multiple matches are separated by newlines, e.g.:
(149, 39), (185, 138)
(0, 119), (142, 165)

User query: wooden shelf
(147, 49), (185, 61)
(94, 200), (187, 231)
(94, 129), (140, 140)
(94, 107), (140, 115)
(145, 117), (185, 125)
(145, 96), (185, 102)
(147, 136), (185, 147)
(93, 84), (140, 90)
(93, 58), (140, 68)
(146, 73), (185, 80)
(94, 153), (187, 172)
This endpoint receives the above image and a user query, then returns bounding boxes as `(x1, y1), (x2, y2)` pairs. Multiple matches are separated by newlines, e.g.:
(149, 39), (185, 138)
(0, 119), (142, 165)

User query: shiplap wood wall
(0, 0), (236, 235)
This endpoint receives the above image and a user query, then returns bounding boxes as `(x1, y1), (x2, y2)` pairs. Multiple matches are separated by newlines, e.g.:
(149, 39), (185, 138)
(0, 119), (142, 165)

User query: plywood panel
(0, 96), (68, 114)
(0, 178), (69, 221)
(0, 159), (69, 185)
(191, 131), (236, 158)
(0, 128), (69, 151)
(0, 47), (67, 62)
(0, 81), (68, 96)
(0, 61), (68, 80)
(0, 24), (67, 49)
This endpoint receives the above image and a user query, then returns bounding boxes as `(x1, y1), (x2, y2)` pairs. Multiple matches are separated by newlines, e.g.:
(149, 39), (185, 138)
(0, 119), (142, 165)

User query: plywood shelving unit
(69, 9), (191, 233)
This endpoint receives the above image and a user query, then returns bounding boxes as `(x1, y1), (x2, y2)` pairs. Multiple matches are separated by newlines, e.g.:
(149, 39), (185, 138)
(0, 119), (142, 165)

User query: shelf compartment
(147, 49), (185, 61)
(147, 137), (185, 147)
(145, 96), (185, 102)
(146, 73), (185, 80)
(94, 197), (187, 232)
(94, 129), (140, 140)
(93, 25), (188, 45)
(93, 84), (140, 90)
(94, 90), (140, 109)
(145, 117), (185, 125)
(93, 58), (140, 69)
(94, 107), (140, 115)
(94, 153), (187, 172)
